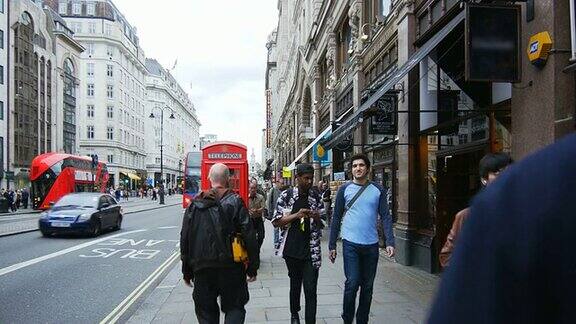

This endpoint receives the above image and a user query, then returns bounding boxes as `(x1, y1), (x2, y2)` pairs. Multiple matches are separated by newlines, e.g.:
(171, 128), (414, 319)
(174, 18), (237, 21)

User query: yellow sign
(316, 144), (325, 158)
(282, 167), (292, 178)
(527, 31), (552, 67)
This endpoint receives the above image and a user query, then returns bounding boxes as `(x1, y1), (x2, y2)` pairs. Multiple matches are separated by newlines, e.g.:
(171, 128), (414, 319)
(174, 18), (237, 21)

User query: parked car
(38, 193), (123, 237)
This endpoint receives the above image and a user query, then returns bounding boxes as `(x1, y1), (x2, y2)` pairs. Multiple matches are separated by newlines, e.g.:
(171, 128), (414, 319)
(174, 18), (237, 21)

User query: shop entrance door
(435, 147), (486, 269)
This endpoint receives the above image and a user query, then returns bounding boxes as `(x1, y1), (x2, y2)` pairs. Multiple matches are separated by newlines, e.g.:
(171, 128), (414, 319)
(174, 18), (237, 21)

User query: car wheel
(114, 216), (122, 231)
(40, 229), (50, 237)
(90, 220), (101, 237)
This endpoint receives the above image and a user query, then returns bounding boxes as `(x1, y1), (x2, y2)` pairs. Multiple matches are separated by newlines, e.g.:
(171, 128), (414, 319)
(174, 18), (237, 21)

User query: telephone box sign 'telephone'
(201, 142), (249, 205)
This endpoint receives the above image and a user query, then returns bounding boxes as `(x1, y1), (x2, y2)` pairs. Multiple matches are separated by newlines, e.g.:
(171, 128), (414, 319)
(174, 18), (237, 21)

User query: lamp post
(149, 106), (175, 205)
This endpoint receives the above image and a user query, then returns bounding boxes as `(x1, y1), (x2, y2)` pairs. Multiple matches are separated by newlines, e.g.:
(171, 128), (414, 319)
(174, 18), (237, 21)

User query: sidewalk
(128, 222), (439, 324)
(0, 195), (183, 237)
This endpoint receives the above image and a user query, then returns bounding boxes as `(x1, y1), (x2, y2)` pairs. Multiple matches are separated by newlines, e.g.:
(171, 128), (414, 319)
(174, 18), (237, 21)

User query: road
(0, 204), (184, 324)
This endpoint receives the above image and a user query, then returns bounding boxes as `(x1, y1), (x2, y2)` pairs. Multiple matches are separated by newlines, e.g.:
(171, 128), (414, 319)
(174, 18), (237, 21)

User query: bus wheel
(90, 220), (101, 237)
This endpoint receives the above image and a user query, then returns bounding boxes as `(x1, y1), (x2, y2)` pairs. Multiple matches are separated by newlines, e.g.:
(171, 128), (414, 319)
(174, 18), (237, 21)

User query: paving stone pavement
(127, 221), (440, 324)
(0, 195), (182, 237)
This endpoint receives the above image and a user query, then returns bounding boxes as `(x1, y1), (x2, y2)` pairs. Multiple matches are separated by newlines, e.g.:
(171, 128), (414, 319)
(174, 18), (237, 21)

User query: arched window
(64, 58), (74, 76)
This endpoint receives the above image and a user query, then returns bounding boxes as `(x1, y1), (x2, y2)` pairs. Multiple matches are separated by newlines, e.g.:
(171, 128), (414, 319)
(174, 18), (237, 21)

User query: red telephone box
(201, 142), (249, 205)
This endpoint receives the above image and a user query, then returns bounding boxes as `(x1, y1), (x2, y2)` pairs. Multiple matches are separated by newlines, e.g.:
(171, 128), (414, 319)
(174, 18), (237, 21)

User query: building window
(87, 105), (94, 118)
(107, 105), (114, 118)
(72, 3), (82, 15)
(107, 85), (114, 99)
(107, 64), (113, 77)
(86, 43), (94, 55)
(71, 22), (82, 33)
(58, 1), (67, 14)
(0, 65), (3, 85)
(107, 127), (114, 140)
(105, 24), (112, 36)
(88, 22), (96, 33)
(87, 126), (94, 139)
(380, 0), (391, 18)
(0, 30), (4, 49)
(87, 2), (95, 15)
(107, 46), (114, 58)
(155, 157), (161, 164)
(107, 154), (114, 163)
(87, 84), (94, 97)
(0, 101), (3, 120)
(87, 63), (94, 77)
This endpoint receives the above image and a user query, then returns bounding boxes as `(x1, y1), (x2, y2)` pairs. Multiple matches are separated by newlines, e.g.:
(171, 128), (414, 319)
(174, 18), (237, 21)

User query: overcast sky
(113, 0), (278, 162)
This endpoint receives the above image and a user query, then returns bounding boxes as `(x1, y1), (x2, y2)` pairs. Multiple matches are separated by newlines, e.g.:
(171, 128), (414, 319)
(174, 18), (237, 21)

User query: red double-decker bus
(182, 151), (201, 209)
(30, 153), (109, 210)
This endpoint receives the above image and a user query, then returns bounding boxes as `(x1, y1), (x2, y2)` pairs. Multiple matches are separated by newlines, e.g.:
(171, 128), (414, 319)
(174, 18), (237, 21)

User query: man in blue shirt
(329, 153), (395, 324)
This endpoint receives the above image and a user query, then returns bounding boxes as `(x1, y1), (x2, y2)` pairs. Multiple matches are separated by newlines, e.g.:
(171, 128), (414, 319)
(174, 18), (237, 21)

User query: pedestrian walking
(15, 190), (22, 210)
(439, 152), (512, 268)
(21, 188), (29, 209)
(320, 181), (332, 225)
(8, 189), (16, 212)
(152, 188), (158, 201)
(266, 177), (284, 250)
(273, 163), (324, 324)
(249, 182), (266, 249)
(180, 163), (259, 324)
(428, 134), (576, 324)
(115, 187), (121, 201)
(329, 153), (395, 324)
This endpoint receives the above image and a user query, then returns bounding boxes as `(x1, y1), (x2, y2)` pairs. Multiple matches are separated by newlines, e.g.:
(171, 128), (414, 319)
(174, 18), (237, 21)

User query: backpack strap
(343, 182), (370, 218)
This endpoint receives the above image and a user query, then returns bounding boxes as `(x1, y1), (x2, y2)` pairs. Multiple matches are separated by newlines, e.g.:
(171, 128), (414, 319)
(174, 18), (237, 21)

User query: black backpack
(181, 196), (234, 270)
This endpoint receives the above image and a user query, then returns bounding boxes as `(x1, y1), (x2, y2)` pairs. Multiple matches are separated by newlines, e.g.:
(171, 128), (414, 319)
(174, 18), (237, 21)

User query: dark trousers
(341, 240), (379, 324)
(284, 257), (319, 324)
(193, 265), (249, 324)
(252, 217), (265, 248)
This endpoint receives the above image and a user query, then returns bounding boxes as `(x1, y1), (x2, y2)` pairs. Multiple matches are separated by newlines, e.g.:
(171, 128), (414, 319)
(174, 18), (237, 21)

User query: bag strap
(344, 182), (370, 216)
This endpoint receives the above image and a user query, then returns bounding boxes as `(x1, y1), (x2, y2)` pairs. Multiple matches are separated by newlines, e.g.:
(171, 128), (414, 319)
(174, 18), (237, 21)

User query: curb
(0, 202), (181, 238)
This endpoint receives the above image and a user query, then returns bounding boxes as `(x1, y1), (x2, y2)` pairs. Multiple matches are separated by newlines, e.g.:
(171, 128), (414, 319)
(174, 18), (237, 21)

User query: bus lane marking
(79, 239), (179, 260)
(157, 226), (178, 229)
(0, 229), (147, 278)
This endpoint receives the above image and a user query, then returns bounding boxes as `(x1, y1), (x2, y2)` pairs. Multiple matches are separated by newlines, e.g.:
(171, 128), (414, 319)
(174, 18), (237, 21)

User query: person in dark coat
(21, 188), (29, 209)
(428, 133), (576, 324)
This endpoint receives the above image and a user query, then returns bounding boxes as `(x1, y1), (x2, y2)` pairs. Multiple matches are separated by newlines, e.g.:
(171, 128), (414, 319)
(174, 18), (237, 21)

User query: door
(98, 196), (112, 228)
(435, 148), (486, 268)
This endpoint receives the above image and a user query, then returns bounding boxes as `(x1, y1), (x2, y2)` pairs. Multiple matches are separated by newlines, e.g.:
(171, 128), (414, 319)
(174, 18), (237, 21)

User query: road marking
(156, 285), (176, 289)
(100, 250), (180, 324)
(0, 229), (147, 278)
(157, 226), (178, 229)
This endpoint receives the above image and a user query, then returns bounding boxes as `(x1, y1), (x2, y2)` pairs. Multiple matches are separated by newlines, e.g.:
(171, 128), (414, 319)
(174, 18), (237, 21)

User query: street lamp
(149, 106), (175, 205)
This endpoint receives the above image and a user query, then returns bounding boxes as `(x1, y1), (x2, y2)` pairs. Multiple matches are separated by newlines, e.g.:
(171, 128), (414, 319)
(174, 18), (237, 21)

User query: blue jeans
(342, 240), (379, 324)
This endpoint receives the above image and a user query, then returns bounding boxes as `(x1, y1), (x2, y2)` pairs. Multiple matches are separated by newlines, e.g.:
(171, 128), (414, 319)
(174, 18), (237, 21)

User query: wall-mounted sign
(207, 153), (243, 160)
(465, 3), (521, 82)
(527, 31), (553, 67)
(282, 167), (292, 178)
(369, 94), (398, 135)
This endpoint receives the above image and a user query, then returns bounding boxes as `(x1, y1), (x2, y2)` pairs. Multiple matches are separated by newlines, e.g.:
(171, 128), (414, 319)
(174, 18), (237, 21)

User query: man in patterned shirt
(273, 163), (324, 324)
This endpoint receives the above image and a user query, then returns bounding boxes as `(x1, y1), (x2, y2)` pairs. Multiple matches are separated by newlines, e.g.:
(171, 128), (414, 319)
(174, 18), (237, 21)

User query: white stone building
(145, 58), (200, 188)
(45, 0), (148, 188)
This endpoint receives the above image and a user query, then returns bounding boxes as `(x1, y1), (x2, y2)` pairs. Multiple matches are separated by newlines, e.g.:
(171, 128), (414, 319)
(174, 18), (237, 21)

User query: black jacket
(181, 189), (259, 280)
(428, 133), (576, 324)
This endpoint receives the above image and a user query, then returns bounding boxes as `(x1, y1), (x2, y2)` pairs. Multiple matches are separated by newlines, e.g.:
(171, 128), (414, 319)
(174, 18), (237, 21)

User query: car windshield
(53, 195), (99, 208)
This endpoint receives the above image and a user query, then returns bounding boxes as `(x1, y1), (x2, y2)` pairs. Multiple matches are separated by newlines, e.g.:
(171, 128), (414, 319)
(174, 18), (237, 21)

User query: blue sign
(313, 143), (328, 162)
(146, 178), (154, 186)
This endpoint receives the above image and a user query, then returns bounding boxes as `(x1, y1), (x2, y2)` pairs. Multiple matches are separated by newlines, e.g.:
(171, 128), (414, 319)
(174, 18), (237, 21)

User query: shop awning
(287, 107), (353, 170)
(323, 10), (466, 150)
(120, 171), (141, 181)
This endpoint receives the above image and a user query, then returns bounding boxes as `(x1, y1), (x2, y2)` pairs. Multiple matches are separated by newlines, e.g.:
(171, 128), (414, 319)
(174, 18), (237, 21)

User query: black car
(39, 193), (123, 237)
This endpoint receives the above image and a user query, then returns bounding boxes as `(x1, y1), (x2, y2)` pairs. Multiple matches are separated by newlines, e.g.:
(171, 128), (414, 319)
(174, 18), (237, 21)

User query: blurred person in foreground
(181, 163), (259, 324)
(428, 134), (576, 323)
(439, 152), (513, 268)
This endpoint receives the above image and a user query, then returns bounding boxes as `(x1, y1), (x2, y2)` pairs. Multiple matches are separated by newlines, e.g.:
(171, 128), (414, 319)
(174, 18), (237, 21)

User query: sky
(113, 0), (278, 162)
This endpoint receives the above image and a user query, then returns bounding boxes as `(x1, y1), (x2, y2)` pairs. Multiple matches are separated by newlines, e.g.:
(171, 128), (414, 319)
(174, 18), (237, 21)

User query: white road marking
(156, 285), (176, 289)
(157, 226), (178, 229)
(100, 251), (180, 324)
(0, 229), (147, 278)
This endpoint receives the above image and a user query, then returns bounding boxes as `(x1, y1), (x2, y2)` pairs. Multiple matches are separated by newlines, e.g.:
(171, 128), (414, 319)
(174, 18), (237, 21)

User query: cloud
(113, 0), (278, 161)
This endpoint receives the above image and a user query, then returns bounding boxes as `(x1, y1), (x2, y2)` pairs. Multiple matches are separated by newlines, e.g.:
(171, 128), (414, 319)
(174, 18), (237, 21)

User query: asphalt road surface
(0, 204), (184, 324)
